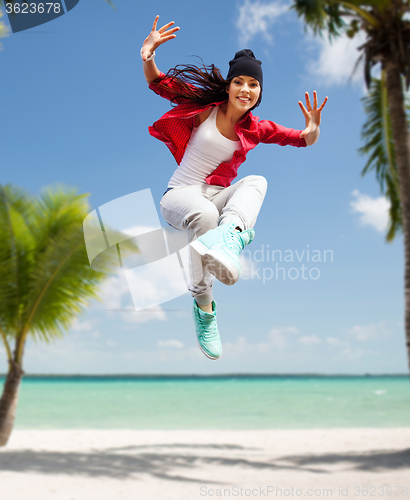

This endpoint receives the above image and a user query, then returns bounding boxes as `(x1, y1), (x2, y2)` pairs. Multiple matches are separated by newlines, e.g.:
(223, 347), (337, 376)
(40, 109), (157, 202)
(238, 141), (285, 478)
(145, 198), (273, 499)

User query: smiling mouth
(237, 97), (251, 103)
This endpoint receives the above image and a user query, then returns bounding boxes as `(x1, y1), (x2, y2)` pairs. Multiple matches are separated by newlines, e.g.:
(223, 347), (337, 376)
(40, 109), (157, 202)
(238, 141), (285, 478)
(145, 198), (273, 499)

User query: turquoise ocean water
(1, 376), (409, 430)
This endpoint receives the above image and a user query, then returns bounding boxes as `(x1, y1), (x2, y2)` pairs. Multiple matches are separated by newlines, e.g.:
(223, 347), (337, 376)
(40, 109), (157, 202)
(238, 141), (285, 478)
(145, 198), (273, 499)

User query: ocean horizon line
(0, 372), (409, 379)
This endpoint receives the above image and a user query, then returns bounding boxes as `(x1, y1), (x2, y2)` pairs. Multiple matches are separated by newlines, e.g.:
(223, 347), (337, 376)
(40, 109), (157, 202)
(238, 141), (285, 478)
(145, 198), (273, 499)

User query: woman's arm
(298, 91), (328, 146)
(141, 15), (179, 84)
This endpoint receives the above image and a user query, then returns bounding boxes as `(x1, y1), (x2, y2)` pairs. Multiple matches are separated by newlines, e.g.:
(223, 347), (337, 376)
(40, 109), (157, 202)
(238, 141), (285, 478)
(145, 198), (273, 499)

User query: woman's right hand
(141, 15), (180, 62)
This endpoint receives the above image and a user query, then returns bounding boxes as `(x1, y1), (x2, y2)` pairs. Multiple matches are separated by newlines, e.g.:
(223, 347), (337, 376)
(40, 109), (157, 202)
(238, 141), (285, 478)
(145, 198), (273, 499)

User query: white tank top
(167, 106), (241, 188)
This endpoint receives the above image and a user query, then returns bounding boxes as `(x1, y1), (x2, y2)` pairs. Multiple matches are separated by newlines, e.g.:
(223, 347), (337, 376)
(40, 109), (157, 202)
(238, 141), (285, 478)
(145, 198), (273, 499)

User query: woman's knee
(184, 206), (219, 234)
(244, 175), (268, 197)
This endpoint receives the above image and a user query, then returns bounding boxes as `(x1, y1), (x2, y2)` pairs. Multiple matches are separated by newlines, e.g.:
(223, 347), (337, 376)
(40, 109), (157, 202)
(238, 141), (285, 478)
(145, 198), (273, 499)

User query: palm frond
(17, 184), (115, 347)
(291, 0), (382, 40)
(0, 185), (37, 332)
(338, 0), (382, 27)
(21, 226), (108, 344)
(292, 0), (347, 38)
(358, 73), (404, 242)
(0, 325), (12, 362)
(385, 170), (403, 242)
(32, 183), (90, 248)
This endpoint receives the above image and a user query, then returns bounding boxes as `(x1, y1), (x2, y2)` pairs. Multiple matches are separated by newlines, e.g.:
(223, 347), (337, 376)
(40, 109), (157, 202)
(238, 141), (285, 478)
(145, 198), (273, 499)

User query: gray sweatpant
(159, 175), (268, 305)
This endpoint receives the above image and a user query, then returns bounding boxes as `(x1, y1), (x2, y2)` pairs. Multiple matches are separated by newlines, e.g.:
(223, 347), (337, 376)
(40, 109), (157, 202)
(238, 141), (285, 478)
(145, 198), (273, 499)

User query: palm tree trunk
(0, 360), (24, 446)
(384, 57), (410, 375)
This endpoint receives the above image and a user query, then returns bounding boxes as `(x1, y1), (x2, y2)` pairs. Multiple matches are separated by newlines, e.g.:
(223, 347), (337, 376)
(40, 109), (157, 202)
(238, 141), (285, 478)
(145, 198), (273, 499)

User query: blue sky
(0, 0), (407, 375)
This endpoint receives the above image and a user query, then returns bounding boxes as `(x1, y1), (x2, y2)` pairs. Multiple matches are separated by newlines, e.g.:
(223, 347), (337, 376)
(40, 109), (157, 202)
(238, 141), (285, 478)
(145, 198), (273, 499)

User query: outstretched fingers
(305, 91), (312, 111)
(312, 91), (328, 111)
(151, 16), (180, 37)
(318, 95), (328, 111)
(147, 15), (180, 51)
(162, 26), (180, 37)
(152, 15), (159, 32)
(159, 21), (176, 33)
(156, 26), (179, 47)
(303, 91), (328, 112)
(298, 100), (309, 118)
(159, 33), (178, 44)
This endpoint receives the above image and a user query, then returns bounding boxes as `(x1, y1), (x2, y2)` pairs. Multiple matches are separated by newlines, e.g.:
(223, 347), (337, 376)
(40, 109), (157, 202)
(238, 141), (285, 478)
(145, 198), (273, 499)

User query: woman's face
(226, 75), (261, 112)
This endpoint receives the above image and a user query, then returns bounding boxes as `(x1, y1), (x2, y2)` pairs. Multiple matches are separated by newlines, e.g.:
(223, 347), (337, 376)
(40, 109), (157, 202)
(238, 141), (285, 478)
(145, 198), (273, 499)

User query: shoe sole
(195, 337), (221, 360)
(190, 240), (240, 286)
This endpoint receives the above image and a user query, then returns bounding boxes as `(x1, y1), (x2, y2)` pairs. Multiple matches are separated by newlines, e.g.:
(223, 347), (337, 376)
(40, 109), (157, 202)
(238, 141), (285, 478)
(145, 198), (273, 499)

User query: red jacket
(149, 71), (306, 188)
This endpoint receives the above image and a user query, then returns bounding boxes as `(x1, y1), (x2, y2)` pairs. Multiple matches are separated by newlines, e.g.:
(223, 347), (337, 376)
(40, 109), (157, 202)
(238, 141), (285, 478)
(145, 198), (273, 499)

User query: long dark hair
(155, 58), (262, 110)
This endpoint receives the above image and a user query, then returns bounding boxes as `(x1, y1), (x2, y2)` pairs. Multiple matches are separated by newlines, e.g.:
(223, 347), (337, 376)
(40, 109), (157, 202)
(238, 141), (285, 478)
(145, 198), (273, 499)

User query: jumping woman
(141, 15), (327, 361)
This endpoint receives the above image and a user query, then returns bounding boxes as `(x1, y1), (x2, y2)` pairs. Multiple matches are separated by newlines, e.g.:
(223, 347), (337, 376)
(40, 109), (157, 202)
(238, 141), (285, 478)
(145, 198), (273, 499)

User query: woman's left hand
(298, 91), (328, 145)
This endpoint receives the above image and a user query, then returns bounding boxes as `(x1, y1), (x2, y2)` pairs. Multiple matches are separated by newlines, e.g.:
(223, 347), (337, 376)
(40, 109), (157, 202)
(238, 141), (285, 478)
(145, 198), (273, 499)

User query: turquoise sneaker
(192, 299), (222, 360)
(190, 223), (255, 285)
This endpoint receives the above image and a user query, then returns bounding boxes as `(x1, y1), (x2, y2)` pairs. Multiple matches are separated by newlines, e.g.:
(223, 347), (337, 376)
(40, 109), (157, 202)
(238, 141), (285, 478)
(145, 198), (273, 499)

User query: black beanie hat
(226, 49), (263, 89)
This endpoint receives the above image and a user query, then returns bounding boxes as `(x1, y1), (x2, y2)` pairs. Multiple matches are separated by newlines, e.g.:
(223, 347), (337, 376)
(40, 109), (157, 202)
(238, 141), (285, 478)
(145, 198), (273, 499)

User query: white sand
(0, 428), (410, 500)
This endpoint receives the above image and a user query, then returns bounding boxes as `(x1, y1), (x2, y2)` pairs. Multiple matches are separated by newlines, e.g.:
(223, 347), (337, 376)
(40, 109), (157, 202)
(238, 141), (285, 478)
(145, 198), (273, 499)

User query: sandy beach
(0, 428), (409, 499)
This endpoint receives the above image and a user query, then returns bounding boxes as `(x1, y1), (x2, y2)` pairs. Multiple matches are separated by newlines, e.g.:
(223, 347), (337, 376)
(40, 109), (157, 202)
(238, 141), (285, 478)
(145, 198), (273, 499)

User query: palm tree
(0, 184), (115, 447)
(293, 0), (410, 373)
(358, 75), (409, 241)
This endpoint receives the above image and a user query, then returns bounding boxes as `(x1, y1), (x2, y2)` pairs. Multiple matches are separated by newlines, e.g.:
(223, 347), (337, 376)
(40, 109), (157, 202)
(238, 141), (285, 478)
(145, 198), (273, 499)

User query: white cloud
(236, 0), (289, 45)
(306, 30), (367, 87)
(70, 318), (98, 332)
(124, 254), (187, 312)
(68, 318), (100, 339)
(347, 322), (391, 341)
(298, 335), (321, 345)
(350, 189), (390, 233)
(222, 327), (299, 357)
(339, 347), (381, 359)
(119, 345), (203, 364)
(21, 317), (394, 374)
(340, 347), (365, 359)
(157, 339), (184, 349)
(108, 307), (167, 325)
(96, 274), (132, 310)
(223, 335), (250, 356)
(257, 326), (299, 352)
(93, 273), (168, 324)
(326, 336), (349, 347)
